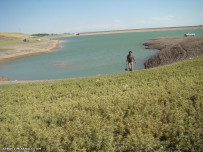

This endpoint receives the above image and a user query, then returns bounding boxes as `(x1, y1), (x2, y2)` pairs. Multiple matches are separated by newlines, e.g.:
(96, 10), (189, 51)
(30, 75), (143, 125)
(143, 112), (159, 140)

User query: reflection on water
(49, 61), (71, 68)
(0, 29), (203, 80)
(48, 61), (82, 68)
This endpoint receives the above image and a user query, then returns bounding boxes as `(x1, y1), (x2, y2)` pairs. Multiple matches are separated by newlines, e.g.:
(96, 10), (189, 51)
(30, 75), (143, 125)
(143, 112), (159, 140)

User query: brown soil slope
(0, 39), (66, 63)
(143, 37), (203, 68)
(0, 76), (9, 81)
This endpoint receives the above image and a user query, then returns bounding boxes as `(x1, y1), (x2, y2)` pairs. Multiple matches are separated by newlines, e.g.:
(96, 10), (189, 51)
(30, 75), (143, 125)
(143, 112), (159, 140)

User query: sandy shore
(0, 38), (66, 81)
(143, 37), (203, 68)
(79, 25), (203, 36)
(0, 76), (9, 81)
(0, 39), (67, 64)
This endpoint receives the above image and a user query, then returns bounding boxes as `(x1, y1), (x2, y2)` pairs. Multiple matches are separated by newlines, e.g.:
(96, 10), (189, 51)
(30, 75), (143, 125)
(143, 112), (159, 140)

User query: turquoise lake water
(0, 29), (203, 80)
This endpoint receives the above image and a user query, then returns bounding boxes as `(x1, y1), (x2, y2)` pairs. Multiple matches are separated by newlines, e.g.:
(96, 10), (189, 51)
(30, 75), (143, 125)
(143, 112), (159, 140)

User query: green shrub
(0, 56), (202, 151)
(31, 33), (49, 37)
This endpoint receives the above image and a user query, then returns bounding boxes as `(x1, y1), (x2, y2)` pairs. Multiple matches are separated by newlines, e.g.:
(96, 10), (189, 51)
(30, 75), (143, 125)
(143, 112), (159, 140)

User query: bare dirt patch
(0, 38), (66, 63)
(143, 37), (203, 68)
(0, 76), (9, 81)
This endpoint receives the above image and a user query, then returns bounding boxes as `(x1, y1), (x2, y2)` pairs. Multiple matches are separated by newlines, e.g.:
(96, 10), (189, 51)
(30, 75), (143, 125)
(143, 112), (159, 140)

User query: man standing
(126, 51), (136, 71)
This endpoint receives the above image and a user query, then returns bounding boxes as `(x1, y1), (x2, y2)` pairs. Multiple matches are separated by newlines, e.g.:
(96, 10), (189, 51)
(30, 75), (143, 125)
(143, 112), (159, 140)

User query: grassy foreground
(0, 56), (202, 151)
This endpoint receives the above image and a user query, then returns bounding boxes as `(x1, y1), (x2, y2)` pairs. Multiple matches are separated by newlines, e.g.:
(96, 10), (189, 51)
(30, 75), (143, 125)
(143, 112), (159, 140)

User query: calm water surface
(0, 29), (203, 80)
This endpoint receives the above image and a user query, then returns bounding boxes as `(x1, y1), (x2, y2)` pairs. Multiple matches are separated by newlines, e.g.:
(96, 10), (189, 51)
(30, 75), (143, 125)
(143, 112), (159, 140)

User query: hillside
(0, 56), (202, 151)
(0, 32), (30, 39)
(144, 37), (203, 68)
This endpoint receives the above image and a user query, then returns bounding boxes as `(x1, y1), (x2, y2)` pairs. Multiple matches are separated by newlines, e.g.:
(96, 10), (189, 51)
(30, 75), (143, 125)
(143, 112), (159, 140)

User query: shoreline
(0, 25), (202, 64)
(51, 26), (203, 37)
(143, 37), (203, 68)
(0, 39), (67, 64)
(0, 39), (66, 82)
(0, 26), (202, 83)
(79, 25), (203, 36)
(0, 76), (9, 81)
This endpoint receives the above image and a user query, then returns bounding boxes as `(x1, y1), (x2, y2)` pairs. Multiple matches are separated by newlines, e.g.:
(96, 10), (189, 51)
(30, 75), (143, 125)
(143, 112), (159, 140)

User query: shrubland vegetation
(31, 33), (50, 37)
(0, 56), (202, 151)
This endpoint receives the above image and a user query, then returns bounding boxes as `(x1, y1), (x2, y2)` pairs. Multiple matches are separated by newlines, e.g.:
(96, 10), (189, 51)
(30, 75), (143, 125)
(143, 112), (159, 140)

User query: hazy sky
(0, 0), (203, 34)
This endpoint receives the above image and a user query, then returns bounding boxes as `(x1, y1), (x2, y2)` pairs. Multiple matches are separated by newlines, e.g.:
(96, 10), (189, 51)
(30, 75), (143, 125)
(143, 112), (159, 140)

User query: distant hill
(0, 32), (30, 39)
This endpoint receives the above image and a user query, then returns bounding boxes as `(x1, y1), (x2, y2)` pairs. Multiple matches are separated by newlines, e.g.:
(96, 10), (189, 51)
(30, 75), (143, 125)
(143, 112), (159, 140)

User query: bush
(0, 56), (202, 151)
(31, 33), (49, 37)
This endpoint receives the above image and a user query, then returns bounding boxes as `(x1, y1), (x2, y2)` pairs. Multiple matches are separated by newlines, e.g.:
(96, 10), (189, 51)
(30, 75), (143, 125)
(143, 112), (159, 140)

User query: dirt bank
(143, 37), (203, 68)
(0, 39), (67, 64)
(0, 76), (9, 81)
(79, 26), (203, 36)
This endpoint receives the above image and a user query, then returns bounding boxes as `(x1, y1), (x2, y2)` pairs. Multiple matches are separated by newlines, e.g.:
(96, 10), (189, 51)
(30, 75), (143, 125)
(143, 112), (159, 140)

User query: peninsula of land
(143, 37), (203, 68)
(0, 37), (66, 64)
(0, 34), (66, 81)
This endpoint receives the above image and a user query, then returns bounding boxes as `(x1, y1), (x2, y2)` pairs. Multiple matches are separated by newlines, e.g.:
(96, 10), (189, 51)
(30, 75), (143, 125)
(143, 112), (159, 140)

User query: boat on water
(184, 33), (195, 37)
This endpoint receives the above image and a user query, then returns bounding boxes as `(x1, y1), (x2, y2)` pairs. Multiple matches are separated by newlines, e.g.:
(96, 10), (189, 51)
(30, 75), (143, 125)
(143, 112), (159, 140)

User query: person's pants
(128, 62), (133, 71)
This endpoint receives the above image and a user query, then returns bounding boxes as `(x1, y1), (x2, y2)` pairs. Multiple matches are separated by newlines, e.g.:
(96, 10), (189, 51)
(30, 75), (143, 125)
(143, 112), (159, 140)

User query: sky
(0, 0), (203, 34)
